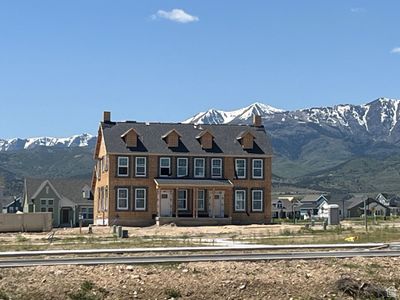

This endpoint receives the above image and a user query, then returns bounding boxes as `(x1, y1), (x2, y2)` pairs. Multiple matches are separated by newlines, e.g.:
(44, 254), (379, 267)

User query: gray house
(23, 178), (93, 227)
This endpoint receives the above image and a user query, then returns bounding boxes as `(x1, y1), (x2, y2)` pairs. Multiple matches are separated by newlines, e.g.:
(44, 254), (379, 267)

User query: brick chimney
(103, 111), (111, 123)
(253, 114), (262, 127)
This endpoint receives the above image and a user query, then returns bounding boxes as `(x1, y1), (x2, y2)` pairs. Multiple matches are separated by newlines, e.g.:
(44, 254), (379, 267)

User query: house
(298, 194), (329, 219)
(23, 178), (93, 227)
(347, 196), (390, 218)
(92, 112), (272, 226)
(2, 197), (22, 213)
(375, 193), (400, 216)
(272, 196), (301, 219)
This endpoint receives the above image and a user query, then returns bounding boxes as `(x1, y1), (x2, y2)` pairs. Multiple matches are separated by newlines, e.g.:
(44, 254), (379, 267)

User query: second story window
(160, 157), (171, 176)
(135, 157), (146, 177)
(177, 158), (188, 177)
(235, 159), (246, 179)
(194, 158), (205, 178)
(211, 158), (222, 178)
(117, 157), (129, 176)
(252, 159), (263, 179)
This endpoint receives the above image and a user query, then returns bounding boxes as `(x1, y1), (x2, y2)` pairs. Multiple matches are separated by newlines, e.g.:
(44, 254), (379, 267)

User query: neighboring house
(272, 196), (301, 219)
(298, 194), (329, 219)
(3, 197), (22, 213)
(93, 112), (272, 226)
(23, 178), (93, 227)
(347, 196), (390, 218)
(376, 193), (400, 216)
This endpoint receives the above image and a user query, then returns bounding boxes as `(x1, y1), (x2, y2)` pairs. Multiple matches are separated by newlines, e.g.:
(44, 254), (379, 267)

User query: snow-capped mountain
(183, 102), (285, 125)
(184, 98), (400, 143)
(0, 133), (96, 152)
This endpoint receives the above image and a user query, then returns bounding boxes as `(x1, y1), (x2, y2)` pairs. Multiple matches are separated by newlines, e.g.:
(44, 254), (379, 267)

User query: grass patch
(0, 289), (10, 300)
(164, 288), (181, 299)
(68, 280), (107, 300)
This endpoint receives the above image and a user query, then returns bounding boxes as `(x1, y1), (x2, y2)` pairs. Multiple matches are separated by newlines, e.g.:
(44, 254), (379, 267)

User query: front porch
(154, 178), (234, 226)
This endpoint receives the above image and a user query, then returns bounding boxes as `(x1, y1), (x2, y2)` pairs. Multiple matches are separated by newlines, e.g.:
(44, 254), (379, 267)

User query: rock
(305, 273), (312, 279)
(238, 284), (246, 290)
(132, 275), (141, 280)
(182, 269), (189, 273)
(126, 266), (134, 271)
(41, 278), (46, 283)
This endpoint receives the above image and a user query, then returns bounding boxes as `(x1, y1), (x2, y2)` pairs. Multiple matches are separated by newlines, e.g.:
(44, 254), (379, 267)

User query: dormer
(196, 129), (214, 150)
(121, 128), (139, 148)
(236, 130), (255, 150)
(162, 129), (182, 148)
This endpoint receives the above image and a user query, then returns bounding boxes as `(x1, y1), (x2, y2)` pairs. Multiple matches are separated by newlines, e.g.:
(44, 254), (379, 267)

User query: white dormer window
(117, 157), (129, 176)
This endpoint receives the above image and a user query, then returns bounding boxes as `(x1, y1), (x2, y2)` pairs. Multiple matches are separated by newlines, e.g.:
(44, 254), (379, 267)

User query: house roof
(347, 196), (390, 210)
(0, 196), (15, 208)
(25, 178), (92, 206)
(100, 122), (272, 156)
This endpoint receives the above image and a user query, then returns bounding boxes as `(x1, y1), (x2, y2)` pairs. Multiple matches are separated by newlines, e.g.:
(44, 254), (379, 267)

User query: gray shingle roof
(25, 178), (92, 206)
(101, 122), (272, 156)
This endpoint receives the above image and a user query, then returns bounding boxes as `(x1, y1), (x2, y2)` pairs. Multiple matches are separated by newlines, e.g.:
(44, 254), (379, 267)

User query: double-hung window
(177, 190), (187, 211)
(117, 188), (129, 210)
(177, 158), (188, 177)
(211, 158), (222, 178)
(135, 188), (146, 211)
(235, 159), (246, 179)
(160, 157), (171, 176)
(252, 159), (263, 179)
(197, 190), (205, 211)
(234, 190), (246, 212)
(194, 158), (205, 178)
(252, 190), (263, 212)
(117, 157), (129, 176)
(135, 157), (146, 177)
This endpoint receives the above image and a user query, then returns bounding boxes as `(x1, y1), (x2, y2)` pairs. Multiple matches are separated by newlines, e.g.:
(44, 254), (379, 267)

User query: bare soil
(0, 257), (399, 299)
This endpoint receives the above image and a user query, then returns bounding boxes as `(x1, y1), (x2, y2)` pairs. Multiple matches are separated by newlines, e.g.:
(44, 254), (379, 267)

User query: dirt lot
(0, 257), (399, 299)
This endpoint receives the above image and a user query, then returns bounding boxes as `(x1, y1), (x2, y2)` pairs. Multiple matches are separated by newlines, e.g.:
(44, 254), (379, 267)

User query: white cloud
(350, 7), (365, 13)
(391, 47), (400, 54)
(152, 9), (199, 23)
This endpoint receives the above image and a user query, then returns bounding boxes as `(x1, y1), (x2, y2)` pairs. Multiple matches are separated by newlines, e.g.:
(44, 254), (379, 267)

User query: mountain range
(1, 97), (400, 195)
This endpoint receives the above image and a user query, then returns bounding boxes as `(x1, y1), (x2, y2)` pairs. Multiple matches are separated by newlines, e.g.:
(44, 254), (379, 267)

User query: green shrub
(0, 289), (10, 300)
(164, 288), (181, 299)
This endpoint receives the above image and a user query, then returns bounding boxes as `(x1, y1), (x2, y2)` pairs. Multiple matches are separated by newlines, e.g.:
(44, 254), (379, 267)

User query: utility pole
(364, 199), (368, 232)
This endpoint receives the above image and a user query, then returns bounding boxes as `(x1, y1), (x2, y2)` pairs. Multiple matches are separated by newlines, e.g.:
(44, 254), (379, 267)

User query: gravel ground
(0, 257), (399, 299)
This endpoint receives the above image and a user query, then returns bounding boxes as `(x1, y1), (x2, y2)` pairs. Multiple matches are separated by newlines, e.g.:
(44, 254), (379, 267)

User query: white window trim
(252, 190), (263, 212)
(117, 188), (129, 210)
(134, 188), (146, 211)
(177, 158), (188, 177)
(178, 190), (187, 211)
(235, 159), (246, 179)
(211, 158), (223, 178)
(252, 159), (263, 179)
(117, 156), (129, 177)
(194, 158), (205, 178)
(159, 157), (171, 177)
(197, 190), (205, 211)
(135, 157), (147, 177)
(234, 190), (246, 212)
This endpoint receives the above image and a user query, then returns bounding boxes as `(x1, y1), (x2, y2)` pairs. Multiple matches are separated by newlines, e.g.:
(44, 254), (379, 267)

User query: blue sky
(0, 1), (399, 138)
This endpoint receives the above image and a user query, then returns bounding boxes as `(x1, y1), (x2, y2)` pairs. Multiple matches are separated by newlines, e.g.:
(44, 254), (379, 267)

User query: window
(235, 159), (246, 179)
(211, 158), (222, 178)
(197, 190), (205, 211)
(135, 188), (146, 211)
(252, 159), (263, 178)
(252, 190), (263, 212)
(178, 190), (187, 211)
(40, 199), (54, 213)
(194, 158), (205, 178)
(135, 157), (146, 177)
(104, 186), (108, 211)
(48, 199), (54, 206)
(277, 200), (283, 209)
(41, 199), (46, 205)
(40, 207), (46, 212)
(117, 157), (129, 176)
(117, 188), (129, 210)
(177, 158), (188, 177)
(160, 157), (171, 176)
(81, 207), (93, 219)
(234, 190), (246, 212)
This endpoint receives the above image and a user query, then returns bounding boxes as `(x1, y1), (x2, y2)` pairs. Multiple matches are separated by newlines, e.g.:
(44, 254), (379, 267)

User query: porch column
(192, 188), (196, 218)
(175, 188), (178, 218)
(212, 189), (215, 218)
(156, 188), (161, 217)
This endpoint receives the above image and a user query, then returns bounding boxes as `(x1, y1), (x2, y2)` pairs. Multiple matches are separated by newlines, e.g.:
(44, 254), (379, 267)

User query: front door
(213, 191), (225, 218)
(160, 191), (172, 217)
(61, 208), (70, 225)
